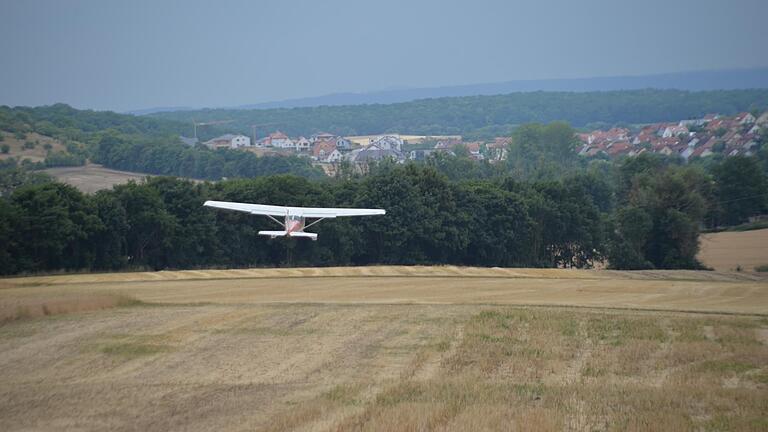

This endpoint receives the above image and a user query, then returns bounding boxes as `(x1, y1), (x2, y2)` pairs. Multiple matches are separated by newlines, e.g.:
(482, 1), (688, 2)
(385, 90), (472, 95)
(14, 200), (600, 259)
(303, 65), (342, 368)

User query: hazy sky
(1, 0), (767, 111)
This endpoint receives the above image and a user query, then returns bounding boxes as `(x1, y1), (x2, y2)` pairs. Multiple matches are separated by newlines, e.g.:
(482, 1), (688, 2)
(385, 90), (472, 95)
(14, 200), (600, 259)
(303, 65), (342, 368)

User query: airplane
(203, 200), (385, 241)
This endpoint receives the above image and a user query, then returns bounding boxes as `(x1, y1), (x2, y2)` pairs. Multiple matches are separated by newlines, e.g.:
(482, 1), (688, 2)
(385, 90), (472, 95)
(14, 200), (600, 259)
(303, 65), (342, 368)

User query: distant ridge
(236, 67), (768, 110)
(125, 106), (195, 116)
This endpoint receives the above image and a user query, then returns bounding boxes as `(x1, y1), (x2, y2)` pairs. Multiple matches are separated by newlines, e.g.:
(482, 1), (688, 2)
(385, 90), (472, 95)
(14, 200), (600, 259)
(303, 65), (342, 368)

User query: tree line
(1, 151), (766, 275)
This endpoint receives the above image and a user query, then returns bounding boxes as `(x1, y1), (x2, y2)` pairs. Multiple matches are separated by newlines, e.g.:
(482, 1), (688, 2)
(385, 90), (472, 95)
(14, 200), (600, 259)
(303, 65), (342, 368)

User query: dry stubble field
(0, 266), (767, 431)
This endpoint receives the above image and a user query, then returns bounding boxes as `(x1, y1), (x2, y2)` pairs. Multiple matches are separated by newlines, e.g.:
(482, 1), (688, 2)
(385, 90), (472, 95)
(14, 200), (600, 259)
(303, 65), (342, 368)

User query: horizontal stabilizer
(258, 230), (318, 240)
(287, 232), (318, 240)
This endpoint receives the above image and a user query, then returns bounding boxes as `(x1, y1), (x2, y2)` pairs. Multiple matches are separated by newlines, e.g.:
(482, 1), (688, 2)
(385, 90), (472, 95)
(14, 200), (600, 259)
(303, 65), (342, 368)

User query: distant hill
(237, 68), (768, 110)
(124, 106), (196, 116)
(149, 88), (768, 139)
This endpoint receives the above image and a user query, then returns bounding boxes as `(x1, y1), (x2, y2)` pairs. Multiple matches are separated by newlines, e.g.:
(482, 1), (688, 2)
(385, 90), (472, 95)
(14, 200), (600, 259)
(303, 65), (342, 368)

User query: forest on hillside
(150, 89), (768, 139)
(0, 104), (323, 178)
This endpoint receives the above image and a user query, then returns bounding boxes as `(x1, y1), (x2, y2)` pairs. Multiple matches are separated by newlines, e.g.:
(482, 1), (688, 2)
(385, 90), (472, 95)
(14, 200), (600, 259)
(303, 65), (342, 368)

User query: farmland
(698, 228), (768, 272)
(0, 267), (767, 431)
(43, 164), (150, 193)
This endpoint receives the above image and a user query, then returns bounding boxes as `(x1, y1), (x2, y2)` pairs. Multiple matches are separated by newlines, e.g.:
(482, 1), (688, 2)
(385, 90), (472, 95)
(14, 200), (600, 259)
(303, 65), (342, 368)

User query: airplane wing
(204, 201), (288, 216)
(287, 206), (385, 218)
(204, 201), (385, 218)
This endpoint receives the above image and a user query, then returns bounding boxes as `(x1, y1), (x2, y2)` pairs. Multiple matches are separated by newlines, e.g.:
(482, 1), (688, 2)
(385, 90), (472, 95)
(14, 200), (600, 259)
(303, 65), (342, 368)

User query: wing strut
(265, 214), (285, 228)
(303, 218), (325, 230)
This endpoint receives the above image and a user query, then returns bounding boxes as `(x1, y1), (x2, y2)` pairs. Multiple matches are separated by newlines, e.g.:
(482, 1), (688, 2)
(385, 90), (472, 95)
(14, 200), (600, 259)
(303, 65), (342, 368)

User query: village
(194, 110), (767, 173)
(195, 130), (500, 173)
(577, 110), (767, 160)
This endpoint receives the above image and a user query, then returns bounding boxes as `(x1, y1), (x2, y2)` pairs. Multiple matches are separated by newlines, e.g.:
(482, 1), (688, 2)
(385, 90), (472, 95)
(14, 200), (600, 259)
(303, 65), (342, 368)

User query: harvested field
(1, 266), (765, 314)
(43, 164), (151, 193)
(699, 228), (768, 272)
(0, 267), (766, 431)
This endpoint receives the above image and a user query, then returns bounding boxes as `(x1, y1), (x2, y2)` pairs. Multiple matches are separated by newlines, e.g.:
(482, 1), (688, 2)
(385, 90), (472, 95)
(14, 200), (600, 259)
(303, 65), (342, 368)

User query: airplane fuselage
(285, 214), (306, 235)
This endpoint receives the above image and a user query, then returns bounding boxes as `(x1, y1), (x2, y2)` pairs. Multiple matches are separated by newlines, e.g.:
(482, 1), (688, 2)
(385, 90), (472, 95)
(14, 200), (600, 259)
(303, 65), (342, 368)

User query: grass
(94, 333), (172, 358)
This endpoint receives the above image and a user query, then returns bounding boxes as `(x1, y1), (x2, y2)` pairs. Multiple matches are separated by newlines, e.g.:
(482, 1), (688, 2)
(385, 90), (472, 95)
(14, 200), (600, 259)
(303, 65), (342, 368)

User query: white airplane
(203, 200), (385, 241)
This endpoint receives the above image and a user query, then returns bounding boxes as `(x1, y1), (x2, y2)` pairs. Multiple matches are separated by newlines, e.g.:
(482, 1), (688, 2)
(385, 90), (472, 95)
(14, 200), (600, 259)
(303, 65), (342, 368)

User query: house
(735, 112), (756, 125)
(662, 125), (688, 138)
(310, 132), (336, 144)
(464, 141), (483, 160)
(294, 136), (311, 152)
(312, 140), (342, 163)
(606, 141), (631, 156)
(680, 146), (695, 161)
(203, 134), (251, 149)
(348, 143), (405, 164)
(266, 131), (294, 149)
(486, 138), (509, 162)
(369, 135), (404, 151)
(336, 137), (353, 151)
(691, 146), (713, 158)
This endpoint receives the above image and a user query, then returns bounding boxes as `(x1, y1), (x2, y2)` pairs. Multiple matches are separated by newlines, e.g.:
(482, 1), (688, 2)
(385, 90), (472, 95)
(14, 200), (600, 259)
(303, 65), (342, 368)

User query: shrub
(1, 144), (9, 154)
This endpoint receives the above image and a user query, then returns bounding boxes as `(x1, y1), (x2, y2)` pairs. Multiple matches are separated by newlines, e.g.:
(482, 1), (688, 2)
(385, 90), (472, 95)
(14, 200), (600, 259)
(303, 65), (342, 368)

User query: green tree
(711, 156), (768, 226)
(10, 183), (102, 271)
(111, 182), (178, 268)
(609, 166), (706, 269)
(506, 122), (581, 180)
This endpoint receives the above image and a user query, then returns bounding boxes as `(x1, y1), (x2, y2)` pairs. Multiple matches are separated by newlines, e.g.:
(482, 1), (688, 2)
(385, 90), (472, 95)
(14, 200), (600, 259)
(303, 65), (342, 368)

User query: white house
(369, 135), (403, 151)
(294, 136), (311, 151)
(312, 140), (343, 162)
(662, 125), (688, 138)
(268, 131), (294, 148)
(203, 134), (251, 149)
(310, 132), (336, 144)
(336, 137), (352, 150)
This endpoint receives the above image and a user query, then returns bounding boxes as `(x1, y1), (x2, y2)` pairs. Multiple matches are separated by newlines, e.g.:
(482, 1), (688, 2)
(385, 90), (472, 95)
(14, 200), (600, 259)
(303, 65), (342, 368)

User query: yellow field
(698, 228), (768, 272)
(0, 267), (766, 431)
